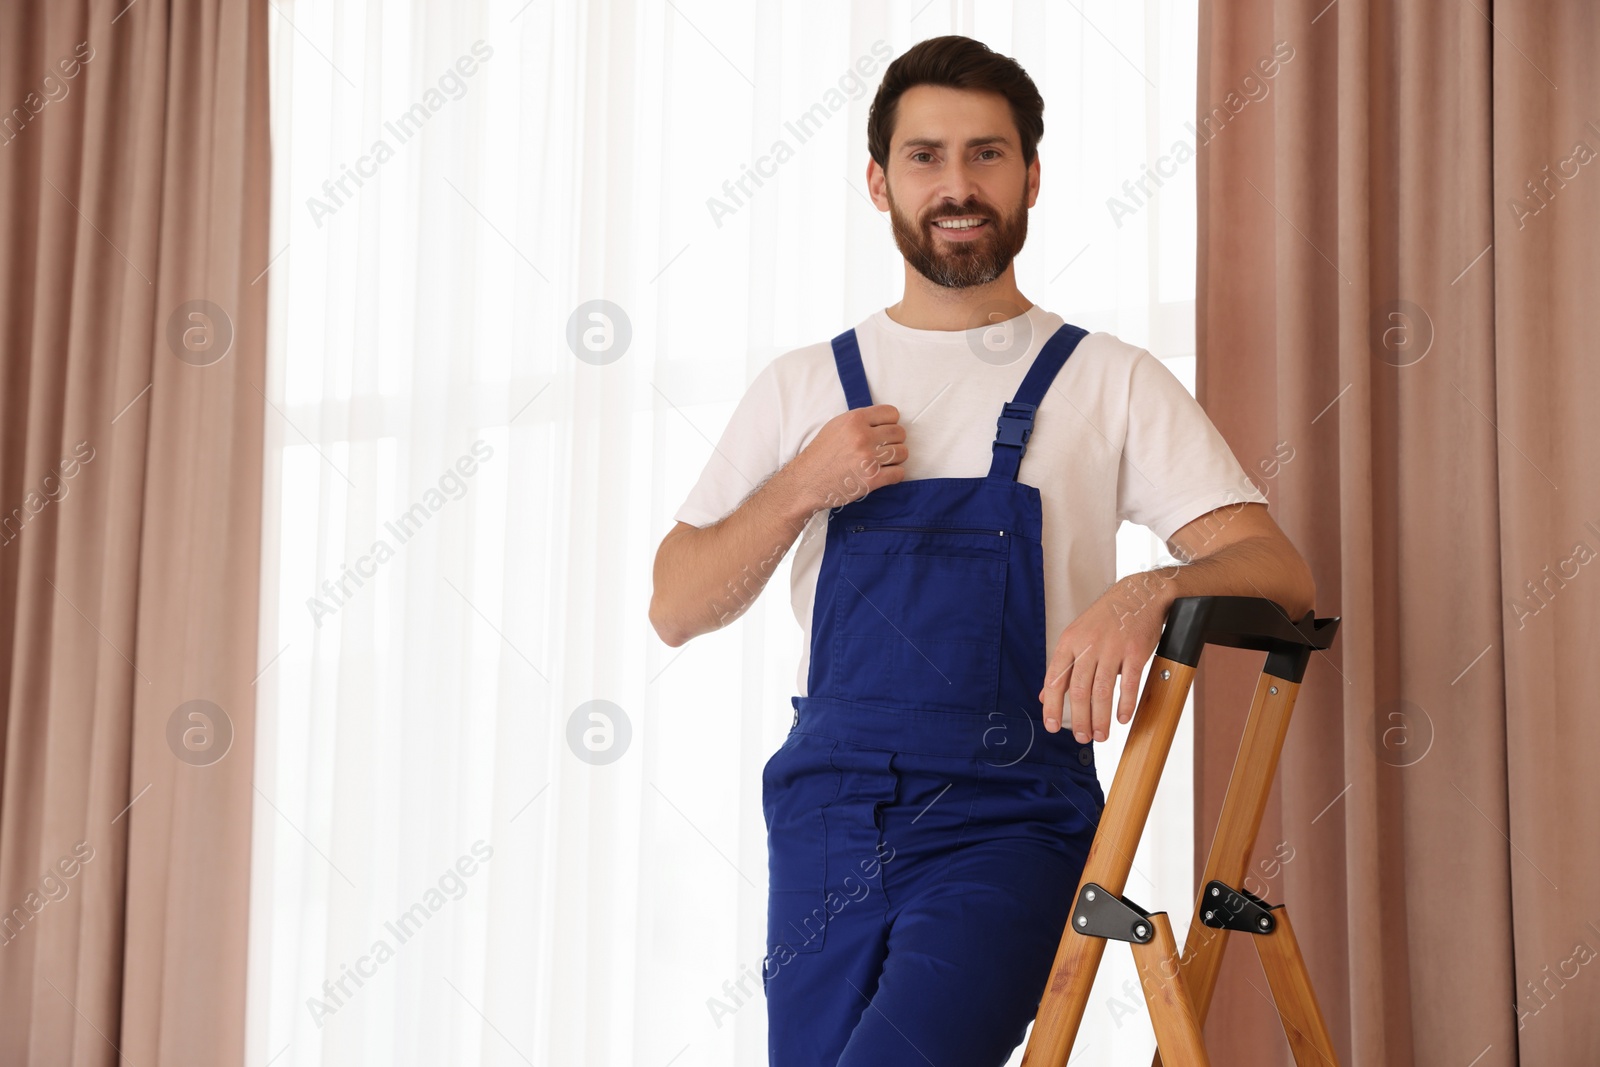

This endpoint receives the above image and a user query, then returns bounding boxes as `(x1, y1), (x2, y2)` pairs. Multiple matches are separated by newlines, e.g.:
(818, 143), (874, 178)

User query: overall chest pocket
(832, 524), (1009, 713)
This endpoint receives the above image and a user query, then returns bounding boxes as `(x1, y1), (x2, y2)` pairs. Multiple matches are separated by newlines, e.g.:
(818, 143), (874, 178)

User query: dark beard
(885, 181), (1029, 289)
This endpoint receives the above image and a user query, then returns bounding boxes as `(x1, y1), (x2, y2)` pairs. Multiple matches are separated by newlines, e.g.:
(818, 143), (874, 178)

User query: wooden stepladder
(1021, 596), (1342, 1067)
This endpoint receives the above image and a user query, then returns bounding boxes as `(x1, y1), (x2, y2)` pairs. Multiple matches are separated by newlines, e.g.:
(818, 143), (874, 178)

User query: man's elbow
(1288, 556), (1317, 619)
(649, 551), (694, 647)
(650, 527), (705, 647)
(649, 593), (693, 648)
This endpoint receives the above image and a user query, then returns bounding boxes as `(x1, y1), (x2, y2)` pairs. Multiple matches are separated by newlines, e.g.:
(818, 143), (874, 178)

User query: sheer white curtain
(247, 2), (1203, 1064)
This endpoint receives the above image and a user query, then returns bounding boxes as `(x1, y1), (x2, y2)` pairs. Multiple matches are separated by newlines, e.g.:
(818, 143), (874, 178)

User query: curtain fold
(1196, 1), (1599, 1063)
(0, 2), (270, 1064)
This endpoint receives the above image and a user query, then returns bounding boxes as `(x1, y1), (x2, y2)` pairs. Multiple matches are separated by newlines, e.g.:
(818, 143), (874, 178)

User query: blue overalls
(761, 321), (1107, 1066)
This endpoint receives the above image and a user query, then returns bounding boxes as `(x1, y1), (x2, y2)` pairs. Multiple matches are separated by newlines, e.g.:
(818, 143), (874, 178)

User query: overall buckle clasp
(994, 401), (1037, 448)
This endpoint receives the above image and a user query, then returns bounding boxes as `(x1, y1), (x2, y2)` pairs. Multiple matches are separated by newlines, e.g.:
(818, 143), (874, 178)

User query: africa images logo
(304, 40), (494, 228)
(305, 439), (494, 627)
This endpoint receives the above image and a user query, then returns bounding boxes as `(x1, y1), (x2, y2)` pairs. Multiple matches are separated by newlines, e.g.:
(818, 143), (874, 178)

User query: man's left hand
(1038, 502), (1319, 741)
(1037, 571), (1173, 741)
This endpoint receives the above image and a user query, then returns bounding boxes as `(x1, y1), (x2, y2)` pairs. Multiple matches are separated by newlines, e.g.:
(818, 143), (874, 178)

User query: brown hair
(867, 36), (1045, 170)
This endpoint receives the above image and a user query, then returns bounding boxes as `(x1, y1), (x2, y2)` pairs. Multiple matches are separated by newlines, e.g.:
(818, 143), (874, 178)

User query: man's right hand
(791, 403), (908, 511)
(649, 404), (907, 647)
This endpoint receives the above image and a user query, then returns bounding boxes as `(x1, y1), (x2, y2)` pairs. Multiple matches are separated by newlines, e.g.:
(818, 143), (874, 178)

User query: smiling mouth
(931, 216), (989, 231)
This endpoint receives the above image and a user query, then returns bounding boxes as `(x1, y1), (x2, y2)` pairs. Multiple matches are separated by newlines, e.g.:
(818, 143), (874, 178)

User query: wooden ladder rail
(1020, 596), (1341, 1067)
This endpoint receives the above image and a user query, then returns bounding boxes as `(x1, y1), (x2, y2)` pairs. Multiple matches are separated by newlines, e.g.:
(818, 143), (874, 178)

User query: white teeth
(934, 218), (985, 229)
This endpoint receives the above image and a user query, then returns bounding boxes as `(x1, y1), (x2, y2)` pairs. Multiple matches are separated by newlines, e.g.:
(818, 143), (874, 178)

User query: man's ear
(867, 157), (889, 211)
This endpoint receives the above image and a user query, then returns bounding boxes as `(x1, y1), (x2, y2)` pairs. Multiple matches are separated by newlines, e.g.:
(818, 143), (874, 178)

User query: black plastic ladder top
(1153, 596), (1340, 684)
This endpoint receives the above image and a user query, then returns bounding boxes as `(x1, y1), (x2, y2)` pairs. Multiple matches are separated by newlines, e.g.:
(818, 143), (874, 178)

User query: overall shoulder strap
(829, 328), (874, 410)
(988, 323), (1089, 480)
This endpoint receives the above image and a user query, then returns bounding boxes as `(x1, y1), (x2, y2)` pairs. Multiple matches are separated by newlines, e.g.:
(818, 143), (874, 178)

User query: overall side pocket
(761, 734), (839, 955)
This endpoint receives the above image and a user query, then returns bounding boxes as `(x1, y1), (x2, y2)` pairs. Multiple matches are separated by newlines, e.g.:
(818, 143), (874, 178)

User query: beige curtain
(1195, 1), (1599, 1064)
(0, 2), (269, 1063)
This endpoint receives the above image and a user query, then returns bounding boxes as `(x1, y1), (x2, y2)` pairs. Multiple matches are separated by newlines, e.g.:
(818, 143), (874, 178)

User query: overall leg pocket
(761, 734), (839, 956)
(832, 526), (1009, 712)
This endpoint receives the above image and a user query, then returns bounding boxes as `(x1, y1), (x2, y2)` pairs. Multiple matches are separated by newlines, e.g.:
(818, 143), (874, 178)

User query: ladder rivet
(1205, 911), (1214, 921)
(1210, 887), (1220, 897)
(1085, 889), (1096, 901)
(1269, 685), (1278, 695)
(1161, 669), (1170, 681)
(1135, 924), (1148, 938)
(1077, 916), (1088, 928)
(1260, 918), (1271, 929)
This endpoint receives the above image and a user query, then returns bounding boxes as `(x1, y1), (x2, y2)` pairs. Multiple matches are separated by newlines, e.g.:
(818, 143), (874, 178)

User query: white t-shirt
(672, 304), (1268, 695)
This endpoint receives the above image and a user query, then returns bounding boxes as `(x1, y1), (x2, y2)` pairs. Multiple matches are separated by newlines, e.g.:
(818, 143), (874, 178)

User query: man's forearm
(649, 464), (819, 647)
(1116, 535), (1317, 626)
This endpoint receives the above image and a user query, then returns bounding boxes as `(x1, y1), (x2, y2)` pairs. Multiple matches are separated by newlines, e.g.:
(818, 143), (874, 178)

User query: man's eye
(979, 149), (1000, 161)
(911, 151), (934, 163)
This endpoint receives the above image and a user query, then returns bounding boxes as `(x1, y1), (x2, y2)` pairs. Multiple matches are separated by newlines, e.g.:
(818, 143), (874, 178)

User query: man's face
(873, 84), (1038, 289)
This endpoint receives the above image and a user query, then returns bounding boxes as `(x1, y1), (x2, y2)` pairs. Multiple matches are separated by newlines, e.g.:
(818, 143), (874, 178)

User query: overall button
(1078, 747), (1093, 766)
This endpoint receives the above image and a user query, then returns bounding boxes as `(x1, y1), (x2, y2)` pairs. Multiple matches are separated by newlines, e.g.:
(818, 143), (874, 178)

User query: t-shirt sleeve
(1115, 349), (1269, 544)
(672, 359), (785, 529)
